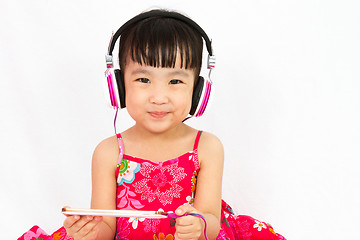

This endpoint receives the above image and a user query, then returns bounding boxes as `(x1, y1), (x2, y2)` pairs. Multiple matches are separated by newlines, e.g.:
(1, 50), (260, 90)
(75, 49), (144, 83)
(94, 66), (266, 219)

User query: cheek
(125, 93), (144, 122)
(187, 90), (194, 108)
(124, 87), (146, 115)
(125, 83), (146, 102)
(177, 89), (193, 113)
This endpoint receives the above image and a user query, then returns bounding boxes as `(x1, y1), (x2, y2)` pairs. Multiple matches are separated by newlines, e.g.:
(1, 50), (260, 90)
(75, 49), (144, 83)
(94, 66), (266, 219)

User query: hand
(174, 204), (205, 240)
(63, 208), (103, 240)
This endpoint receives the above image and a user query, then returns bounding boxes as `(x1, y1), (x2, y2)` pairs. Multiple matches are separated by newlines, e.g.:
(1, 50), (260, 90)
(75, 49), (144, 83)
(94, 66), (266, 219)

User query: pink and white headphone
(104, 11), (215, 118)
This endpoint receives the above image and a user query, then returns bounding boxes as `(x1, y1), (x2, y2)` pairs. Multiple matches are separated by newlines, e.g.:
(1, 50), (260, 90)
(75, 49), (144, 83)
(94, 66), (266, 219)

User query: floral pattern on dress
(19, 226), (53, 240)
(253, 220), (267, 231)
(153, 233), (174, 240)
(51, 227), (73, 240)
(191, 170), (197, 193)
(226, 215), (253, 240)
(117, 158), (141, 185)
(129, 217), (145, 229)
(192, 150), (200, 171)
(116, 218), (130, 240)
(133, 161), (187, 205)
(143, 218), (161, 233)
(117, 184), (145, 210)
(18, 226), (74, 240)
(186, 195), (194, 205)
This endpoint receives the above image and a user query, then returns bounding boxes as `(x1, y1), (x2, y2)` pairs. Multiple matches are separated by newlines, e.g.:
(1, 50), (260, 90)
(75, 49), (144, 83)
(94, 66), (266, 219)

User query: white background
(1, 0), (359, 239)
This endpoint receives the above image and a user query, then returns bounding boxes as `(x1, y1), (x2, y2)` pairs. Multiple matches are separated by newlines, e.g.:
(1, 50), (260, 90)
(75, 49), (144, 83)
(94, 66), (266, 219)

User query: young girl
(19, 9), (286, 240)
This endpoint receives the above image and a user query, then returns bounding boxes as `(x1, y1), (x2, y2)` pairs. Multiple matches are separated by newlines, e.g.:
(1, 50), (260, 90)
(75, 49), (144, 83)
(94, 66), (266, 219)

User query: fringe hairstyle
(118, 9), (204, 80)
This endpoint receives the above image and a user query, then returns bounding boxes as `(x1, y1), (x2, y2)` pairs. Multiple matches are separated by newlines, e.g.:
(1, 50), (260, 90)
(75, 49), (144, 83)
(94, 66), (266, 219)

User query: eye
(136, 78), (150, 83)
(169, 79), (183, 84)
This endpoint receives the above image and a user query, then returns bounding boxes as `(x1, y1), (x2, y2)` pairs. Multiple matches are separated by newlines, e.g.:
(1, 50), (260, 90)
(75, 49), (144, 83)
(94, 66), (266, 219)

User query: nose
(149, 85), (169, 105)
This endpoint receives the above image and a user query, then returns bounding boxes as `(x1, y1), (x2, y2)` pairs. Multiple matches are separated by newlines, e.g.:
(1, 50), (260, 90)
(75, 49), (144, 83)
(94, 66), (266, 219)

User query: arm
(175, 132), (224, 240)
(63, 136), (118, 240)
(90, 136), (119, 240)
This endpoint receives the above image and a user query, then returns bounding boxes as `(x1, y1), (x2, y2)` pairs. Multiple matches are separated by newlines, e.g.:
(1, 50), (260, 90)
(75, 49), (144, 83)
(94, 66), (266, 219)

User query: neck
(130, 123), (188, 143)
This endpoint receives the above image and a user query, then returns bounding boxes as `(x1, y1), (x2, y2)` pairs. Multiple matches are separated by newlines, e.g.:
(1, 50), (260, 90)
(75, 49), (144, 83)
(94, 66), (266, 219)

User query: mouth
(148, 112), (169, 119)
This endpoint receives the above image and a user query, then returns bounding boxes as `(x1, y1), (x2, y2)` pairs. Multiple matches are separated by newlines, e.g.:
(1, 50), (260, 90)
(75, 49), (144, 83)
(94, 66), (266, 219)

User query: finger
(70, 215), (95, 234)
(63, 215), (81, 229)
(176, 218), (203, 231)
(76, 216), (103, 238)
(82, 218), (102, 240)
(175, 204), (196, 216)
(175, 215), (204, 239)
(62, 206), (82, 229)
(175, 231), (200, 240)
(175, 215), (195, 226)
(175, 223), (194, 233)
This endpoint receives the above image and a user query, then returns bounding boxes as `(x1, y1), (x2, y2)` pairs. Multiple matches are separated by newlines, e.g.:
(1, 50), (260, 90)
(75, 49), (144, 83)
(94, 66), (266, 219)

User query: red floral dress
(18, 131), (286, 240)
(115, 131), (286, 240)
(115, 131), (200, 239)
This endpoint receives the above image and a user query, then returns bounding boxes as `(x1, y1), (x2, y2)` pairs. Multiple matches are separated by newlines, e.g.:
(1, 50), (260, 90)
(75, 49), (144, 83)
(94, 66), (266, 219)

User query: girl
(18, 9), (285, 240)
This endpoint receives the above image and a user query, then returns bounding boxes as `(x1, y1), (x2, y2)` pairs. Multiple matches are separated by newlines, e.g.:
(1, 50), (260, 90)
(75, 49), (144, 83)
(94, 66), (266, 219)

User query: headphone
(104, 11), (215, 117)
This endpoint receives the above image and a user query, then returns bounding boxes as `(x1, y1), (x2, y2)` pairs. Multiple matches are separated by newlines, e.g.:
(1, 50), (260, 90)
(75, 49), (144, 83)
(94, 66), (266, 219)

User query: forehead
(125, 58), (195, 78)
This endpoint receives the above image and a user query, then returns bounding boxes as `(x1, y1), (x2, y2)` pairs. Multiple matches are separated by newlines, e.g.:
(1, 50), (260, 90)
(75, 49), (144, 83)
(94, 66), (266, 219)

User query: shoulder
(198, 131), (224, 155)
(92, 135), (119, 167)
(197, 131), (224, 167)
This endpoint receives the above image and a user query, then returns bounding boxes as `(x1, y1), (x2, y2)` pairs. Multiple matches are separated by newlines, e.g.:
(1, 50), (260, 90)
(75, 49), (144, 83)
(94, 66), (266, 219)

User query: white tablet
(62, 208), (168, 219)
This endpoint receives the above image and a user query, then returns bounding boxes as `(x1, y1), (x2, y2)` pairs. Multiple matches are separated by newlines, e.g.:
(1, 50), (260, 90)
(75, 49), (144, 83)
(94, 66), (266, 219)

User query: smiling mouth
(149, 112), (169, 118)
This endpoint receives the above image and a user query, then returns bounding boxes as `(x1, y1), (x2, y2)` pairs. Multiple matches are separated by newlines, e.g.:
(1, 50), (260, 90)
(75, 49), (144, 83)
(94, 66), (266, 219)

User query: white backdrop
(1, 0), (359, 239)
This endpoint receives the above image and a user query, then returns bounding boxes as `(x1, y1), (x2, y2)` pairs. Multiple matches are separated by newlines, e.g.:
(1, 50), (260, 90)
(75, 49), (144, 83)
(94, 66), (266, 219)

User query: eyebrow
(130, 68), (191, 78)
(130, 68), (151, 76)
(168, 69), (191, 78)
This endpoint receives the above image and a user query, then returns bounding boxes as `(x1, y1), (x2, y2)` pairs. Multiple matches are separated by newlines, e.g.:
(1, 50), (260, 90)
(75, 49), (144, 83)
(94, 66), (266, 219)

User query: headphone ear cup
(114, 69), (126, 108)
(190, 76), (205, 116)
(190, 76), (212, 117)
(104, 68), (120, 109)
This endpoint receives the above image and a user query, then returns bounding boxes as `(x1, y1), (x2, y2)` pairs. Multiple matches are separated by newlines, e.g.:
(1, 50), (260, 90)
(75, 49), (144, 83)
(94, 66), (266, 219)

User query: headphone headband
(107, 11), (214, 58)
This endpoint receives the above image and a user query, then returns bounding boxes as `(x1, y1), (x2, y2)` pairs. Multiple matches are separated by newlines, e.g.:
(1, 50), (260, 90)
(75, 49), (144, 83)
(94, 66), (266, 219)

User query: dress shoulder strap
(116, 133), (124, 165)
(193, 130), (203, 151)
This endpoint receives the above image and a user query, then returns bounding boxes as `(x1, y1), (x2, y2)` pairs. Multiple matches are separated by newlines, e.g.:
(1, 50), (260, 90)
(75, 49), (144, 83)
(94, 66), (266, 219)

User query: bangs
(119, 15), (203, 74)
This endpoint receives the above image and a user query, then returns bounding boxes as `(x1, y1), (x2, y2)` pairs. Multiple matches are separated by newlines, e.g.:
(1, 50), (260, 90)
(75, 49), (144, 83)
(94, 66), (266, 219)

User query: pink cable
(114, 107), (119, 135)
(167, 212), (208, 240)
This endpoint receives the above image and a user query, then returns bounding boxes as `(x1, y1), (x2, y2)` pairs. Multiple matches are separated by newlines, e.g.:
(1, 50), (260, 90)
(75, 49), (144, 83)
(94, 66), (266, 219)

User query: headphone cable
(114, 107), (119, 135)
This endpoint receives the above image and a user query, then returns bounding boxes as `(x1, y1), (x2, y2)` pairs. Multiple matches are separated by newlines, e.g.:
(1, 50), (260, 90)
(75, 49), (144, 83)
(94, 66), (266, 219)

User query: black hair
(118, 9), (204, 79)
